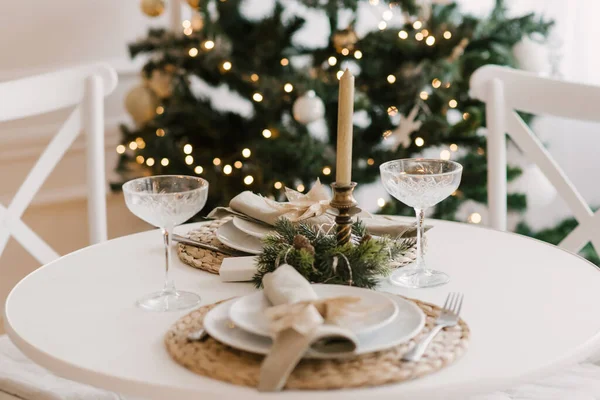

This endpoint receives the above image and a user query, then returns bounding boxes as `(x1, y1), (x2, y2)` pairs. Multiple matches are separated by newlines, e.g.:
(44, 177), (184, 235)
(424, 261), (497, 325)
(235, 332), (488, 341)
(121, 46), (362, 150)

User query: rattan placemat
(164, 296), (469, 390)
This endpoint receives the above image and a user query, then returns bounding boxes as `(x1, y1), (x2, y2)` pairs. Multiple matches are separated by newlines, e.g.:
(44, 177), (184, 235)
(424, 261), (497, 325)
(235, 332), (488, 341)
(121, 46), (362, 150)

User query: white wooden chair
(469, 65), (600, 254)
(0, 64), (119, 400)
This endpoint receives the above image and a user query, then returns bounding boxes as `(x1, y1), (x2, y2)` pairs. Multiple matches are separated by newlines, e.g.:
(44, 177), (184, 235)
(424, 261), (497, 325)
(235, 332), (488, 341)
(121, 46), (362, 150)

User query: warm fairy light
(116, 145), (126, 154)
(367, 158), (375, 165)
(387, 74), (396, 84)
(463, 112), (470, 120)
(432, 78), (442, 88)
(135, 137), (146, 149)
(336, 70), (344, 80)
(182, 20), (191, 28)
(341, 48), (349, 56)
(354, 50), (363, 59)
(450, 144), (458, 152)
(413, 20), (422, 29)
(284, 83), (293, 93)
(378, 21), (387, 30)
(185, 155), (194, 165)
(274, 181), (283, 189)
(415, 137), (425, 147)
(222, 61), (232, 71)
(262, 129), (272, 138)
(244, 175), (254, 185)
(322, 166), (331, 175)
(203, 40), (215, 50)
(242, 148), (251, 158)
(189, 47), (199, 57)
(445, 82), (451, 88)
(383, 130), (392, 138)
(387, 106), (398, 116)
(194, 166), (204, 174)
(382, 10), (393, 21)
(156, 106), (164, 114)
(440, 149), (451, 160)
(161, 158), (169, 166)
(156, 128), (165, 137)
(421, 29), (429, 37)
(146, 157), (155, 166)
(443, 31), (452, 39)
(419, 91), (429, 100)
(136, 155), (144, 164)
(415, 32), (424, 41)
(449, 99), (458, 108)
(129, 141), (138, 150)
(426, 36), (435, 46)
(280, 58), (289, 66)
(369, 0), (379, 4)
(328, 56), (337, 66)
(183, 144), (193, 154)
(398, 30), (408, 39)
(253, 93), (263, 102)
(223, 164), (233, 174)
(477, 147), (485, 155)
(234, 161), (243, 169)
(213, 157), (222, 165)
(250, 73), (259, 82)
(183, 27), (193, 35)
(296, 184), (305, 192)
(377, 198), (386, 207)
(468, 212), (482, 224)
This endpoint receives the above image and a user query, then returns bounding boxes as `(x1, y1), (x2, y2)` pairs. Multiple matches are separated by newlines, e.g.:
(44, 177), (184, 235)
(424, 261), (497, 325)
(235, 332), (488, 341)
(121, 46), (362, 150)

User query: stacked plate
(203, 284), (426, 359)
(215, 217), (273, 255)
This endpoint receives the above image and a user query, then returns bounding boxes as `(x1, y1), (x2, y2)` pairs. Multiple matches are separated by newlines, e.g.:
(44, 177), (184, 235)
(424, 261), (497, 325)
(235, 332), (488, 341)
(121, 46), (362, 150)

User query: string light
(420, 91), (429, 100)
(128, 141), (138, 150)
(161, 158), (169, 166)
(183, 27), (193, 35)
(421, 29), (429, 37)
(222, 61), (232, 71)
(182, 20), (191, 28)
(443, 31), (452, 39)
(284, 83), (293, 93)
(477, 147), (485, 155)
(378, 21), (387, 30)
(449, 99), (458, 108)
(244, 175), (254, 185)
(156, 106), (164, 115)
(463, 112), (470, 120)
(297, 184), (305, 192)
(116, 145), (126, 154)
(377, 198), (386, 207)
(223, 164), (233, 174)
(440, 149), (451, 160)
(369, 0), (379, 4)
(341, 48), (349, 56)
(387, 74), (396, 84)
(425, 36), (436, 46)
(156, 128), (165, 137)
(242, 148), (251, 158)
(213, 157), (222, 165)
(413, 20), (422, 29)
(382, 10), (393, 20)
(444, 82), (451, 88)
(189, 48), (199, 57)
(432, 78), (442, 88)
(387, 106), (398, 116)
(336, 70), (344, 79)
(415, 32), (424, 41)
(234, 161), (243, 169)
(450, 144), (458, 152)
(185, 155), (194, 165)
(274, 181), (283, 189)
(328, 56), (337, 66)
(280, 58), (289, 66)
(354, 50), (363, 59)
(135, 137), (146, 149)
(250, 73), (259, 82)
(262, 129), (272, 138)
(398, 30), (408, 39)
(367, 158), (375, 165)
(253, 93), (263, 102)
(468, 212), (482, 224)
(194, 166), (203, 174)
(415, 137), (425, 147)
(183, 144), (193, 154)
(383, 130), (392, 138)
(322, 166), (331, 175)
(203, 40), (215, 50)
(146, 157), (155, 166)
(136, 155), (144, 164)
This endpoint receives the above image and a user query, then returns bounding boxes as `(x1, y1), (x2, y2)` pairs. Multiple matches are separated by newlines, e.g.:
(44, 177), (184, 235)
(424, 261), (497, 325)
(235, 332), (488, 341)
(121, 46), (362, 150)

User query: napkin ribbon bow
(263, 179), (333, 223)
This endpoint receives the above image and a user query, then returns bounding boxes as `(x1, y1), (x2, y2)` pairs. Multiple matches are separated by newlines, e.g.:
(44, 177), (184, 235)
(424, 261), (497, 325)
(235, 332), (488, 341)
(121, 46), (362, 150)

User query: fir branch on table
(253, 218), (412, 289)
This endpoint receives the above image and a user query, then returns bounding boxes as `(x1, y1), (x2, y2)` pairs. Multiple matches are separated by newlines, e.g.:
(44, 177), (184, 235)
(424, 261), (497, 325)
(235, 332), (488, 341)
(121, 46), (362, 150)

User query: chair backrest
(470, 65), (600, 254)
(0, 63), (118, 264)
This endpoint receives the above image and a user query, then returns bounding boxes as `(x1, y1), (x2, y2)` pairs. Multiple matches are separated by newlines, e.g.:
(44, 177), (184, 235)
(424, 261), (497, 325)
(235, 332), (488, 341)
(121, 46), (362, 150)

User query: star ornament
(383, 105), (422, 151)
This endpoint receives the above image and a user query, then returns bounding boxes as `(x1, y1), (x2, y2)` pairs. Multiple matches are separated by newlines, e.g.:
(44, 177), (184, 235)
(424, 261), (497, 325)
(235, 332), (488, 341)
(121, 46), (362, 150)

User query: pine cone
(293, 234), (315, 256)
(360, 233), (372, 245)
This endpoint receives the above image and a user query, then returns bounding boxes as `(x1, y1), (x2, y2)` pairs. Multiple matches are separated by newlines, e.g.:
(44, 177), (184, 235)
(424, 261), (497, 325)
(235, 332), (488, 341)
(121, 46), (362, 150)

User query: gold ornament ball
(332, 28), (359, 53)
(187, 0), (201, 7)
(147, 69), (173, 99)
(140, 0), (165, 17)
(125, 84), (160, 126)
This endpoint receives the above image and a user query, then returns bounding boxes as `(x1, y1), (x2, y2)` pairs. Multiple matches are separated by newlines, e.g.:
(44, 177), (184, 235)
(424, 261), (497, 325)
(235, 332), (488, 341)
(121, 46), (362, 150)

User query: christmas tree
(116, 0), (552, 222)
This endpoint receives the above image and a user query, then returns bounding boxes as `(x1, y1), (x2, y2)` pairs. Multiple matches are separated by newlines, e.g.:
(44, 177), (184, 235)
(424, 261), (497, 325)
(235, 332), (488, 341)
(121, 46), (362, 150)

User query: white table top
(4, 219), (600, 400)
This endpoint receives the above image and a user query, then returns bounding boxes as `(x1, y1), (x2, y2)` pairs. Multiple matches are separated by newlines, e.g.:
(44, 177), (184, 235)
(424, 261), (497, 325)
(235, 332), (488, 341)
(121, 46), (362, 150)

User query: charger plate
(164, 296), (469, 390)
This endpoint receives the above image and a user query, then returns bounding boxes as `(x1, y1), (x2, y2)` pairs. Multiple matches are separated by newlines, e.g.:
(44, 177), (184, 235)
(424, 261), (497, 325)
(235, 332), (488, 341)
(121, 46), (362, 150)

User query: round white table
(4, 220), (600, 400)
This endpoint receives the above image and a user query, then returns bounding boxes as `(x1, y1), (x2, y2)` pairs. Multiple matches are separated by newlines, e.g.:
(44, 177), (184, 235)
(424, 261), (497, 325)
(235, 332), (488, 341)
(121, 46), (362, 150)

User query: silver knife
(172, 234), (248, 257)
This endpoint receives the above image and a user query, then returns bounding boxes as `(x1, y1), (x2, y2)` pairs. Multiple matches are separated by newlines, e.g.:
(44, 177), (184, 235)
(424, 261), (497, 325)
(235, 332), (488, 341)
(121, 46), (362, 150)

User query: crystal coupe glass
(123, 175), (209, 311)
(380, 159), (462, 288)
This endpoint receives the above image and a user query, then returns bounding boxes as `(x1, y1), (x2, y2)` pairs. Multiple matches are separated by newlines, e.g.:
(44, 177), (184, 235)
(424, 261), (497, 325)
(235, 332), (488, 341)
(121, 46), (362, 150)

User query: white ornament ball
(513, 35), (548, 74)
(125, 84), (160, 126)
(292, 90), (325, 125)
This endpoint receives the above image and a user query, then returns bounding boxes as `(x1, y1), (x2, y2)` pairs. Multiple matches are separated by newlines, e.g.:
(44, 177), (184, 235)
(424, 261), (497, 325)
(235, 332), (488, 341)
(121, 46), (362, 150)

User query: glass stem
(414, 208), (426, 270)
(162, 226), (176, 294)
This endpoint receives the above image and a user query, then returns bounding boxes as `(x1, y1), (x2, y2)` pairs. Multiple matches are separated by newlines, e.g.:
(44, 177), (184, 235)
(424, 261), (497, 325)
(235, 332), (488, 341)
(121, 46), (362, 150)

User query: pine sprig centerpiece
(253, 218), (414, 289)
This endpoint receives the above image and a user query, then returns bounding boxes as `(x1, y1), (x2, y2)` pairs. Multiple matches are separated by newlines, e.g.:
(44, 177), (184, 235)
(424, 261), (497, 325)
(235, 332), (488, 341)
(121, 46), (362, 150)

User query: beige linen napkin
(258, 265), (359, 392)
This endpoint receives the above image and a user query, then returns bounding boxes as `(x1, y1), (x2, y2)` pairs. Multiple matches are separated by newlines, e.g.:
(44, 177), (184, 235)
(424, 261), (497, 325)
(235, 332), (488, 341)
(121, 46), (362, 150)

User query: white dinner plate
(229, 284), (399, 338)
(216, 220), (263, 255)
(203, 293), (425, 359)
(232, 216), (274, 239)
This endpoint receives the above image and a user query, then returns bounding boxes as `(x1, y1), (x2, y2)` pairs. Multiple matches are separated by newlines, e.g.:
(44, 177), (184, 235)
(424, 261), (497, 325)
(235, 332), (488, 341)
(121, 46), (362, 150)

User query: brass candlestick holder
(330, 182), (361, 245)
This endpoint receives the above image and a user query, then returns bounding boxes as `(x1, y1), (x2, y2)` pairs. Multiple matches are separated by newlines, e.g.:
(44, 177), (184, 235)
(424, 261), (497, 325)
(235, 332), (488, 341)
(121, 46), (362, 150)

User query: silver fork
(402, 292), (463, 362)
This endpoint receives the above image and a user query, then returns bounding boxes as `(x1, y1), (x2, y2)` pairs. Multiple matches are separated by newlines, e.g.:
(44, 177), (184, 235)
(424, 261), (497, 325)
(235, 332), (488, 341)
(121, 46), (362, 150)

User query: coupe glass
(123, 175), (209, 311)
(380, 159), (462, 288)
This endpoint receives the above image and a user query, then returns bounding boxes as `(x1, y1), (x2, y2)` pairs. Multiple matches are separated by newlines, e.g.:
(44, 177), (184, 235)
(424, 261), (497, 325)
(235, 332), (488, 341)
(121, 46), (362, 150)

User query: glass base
(136, 290), (201, 312)
(389, 267), (450, 288)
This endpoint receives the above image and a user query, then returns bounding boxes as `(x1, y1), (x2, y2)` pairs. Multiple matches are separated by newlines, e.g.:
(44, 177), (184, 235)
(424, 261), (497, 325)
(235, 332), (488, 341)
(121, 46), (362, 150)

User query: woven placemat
(164, 296), (469, 390)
